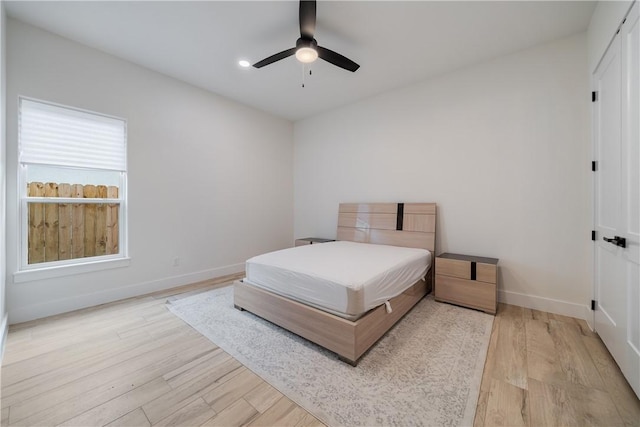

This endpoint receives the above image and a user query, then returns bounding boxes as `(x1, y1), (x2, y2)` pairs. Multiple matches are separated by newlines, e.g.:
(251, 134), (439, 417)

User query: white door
(593, 2), (640, 398)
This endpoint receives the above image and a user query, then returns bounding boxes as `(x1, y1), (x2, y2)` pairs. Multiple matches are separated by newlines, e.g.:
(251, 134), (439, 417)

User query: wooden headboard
(337, 203), (436, 252)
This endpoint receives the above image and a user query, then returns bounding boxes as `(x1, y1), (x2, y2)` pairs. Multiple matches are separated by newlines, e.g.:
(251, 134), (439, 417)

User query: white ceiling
(5, 1), (596, 121)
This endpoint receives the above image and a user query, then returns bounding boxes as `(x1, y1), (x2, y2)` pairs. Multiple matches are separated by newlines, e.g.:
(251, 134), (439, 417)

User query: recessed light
(239, 60), (250, 68)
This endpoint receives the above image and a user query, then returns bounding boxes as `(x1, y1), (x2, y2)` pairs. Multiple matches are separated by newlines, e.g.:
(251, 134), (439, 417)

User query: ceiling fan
(252, 0), (360, 72)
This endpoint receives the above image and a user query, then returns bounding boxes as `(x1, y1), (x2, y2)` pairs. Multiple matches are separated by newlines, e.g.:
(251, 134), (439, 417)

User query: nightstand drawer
(436, 258), (471, 280)
(436, 254), (498, 284)
(435, 275), (496, 314)
(476, 263), (497, 284)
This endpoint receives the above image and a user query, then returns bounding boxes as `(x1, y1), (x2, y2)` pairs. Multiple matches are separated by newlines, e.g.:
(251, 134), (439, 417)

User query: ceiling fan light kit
(295, 47), (318, 63)
(295, 38), (318, 63)
(252, 0), (359, 72)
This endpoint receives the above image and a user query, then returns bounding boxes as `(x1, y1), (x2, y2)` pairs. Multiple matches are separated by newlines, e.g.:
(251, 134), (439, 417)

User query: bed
(234, 202), (437, 365)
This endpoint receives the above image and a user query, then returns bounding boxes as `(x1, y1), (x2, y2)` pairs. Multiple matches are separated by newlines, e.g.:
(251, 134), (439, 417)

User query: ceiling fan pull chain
(302, 63), (306, 88)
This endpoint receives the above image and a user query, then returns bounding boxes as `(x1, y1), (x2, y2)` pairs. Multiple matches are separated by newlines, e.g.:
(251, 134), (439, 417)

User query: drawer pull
(470, 262), (476, 280)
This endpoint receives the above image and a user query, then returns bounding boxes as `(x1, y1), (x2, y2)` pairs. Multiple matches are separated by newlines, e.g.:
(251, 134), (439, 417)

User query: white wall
(588, 0), (634, 73)
(294, 34), (591, 318)
(0, 2), (7, 356)
(6, 19), (293, 323)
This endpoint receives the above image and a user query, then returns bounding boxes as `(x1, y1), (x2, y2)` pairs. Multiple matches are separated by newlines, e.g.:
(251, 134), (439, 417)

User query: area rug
(167, 286), (494, 426)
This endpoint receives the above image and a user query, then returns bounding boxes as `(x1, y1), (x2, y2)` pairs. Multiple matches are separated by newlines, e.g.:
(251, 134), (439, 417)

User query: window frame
(15, 97), (130, 283)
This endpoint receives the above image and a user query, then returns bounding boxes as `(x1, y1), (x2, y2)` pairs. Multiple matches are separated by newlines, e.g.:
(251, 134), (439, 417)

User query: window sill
(13, 257), (131, 283)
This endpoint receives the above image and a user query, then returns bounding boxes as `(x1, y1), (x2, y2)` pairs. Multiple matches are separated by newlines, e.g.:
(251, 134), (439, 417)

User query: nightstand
(435, 253), (498, 314)
(294, 237), (336, 247)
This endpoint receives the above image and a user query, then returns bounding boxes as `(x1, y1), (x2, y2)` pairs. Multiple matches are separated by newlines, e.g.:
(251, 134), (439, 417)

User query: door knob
(603, 236), (626, 248)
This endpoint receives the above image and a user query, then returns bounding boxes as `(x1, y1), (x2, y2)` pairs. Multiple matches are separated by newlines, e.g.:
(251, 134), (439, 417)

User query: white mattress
(245, 241), (431, 319)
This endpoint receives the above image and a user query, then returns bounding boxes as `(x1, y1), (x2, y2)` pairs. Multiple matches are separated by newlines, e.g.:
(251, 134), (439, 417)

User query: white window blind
(19, 98), (126, 171)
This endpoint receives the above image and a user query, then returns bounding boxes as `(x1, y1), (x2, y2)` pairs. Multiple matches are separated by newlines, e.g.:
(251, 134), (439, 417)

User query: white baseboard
(8, 263), (245, 324)
(0, 313), (8, 362)
(498, 289), (590, 321)
(583, 305), (595, 331)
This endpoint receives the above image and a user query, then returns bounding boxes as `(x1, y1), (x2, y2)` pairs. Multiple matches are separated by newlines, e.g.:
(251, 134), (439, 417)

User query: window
(16, 98), (128, 281)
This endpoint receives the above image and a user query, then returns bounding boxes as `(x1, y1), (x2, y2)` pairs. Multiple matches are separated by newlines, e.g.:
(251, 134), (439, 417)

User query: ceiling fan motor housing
(296, 37), (318, 51)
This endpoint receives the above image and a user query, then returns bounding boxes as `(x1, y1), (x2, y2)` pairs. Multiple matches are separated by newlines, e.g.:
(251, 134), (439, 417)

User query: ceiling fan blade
(252, 48), (296, 68)
(317, 46), (360, 72)
(299, 0), (316, 39)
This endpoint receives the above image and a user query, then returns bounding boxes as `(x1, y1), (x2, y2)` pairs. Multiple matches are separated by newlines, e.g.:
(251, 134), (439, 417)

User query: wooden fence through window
(27, 182), (120, 264)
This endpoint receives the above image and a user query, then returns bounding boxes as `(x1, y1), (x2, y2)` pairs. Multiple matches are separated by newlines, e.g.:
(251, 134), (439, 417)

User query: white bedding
(244, 241), (431, 319)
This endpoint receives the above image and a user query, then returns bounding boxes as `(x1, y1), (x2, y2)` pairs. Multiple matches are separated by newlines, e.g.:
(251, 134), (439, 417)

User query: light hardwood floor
(474, 305), (640, 427)
(1, 275), (639, 427)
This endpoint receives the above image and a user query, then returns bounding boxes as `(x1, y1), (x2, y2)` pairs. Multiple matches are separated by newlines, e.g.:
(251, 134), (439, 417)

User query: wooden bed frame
(234, 202), (437, 365)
